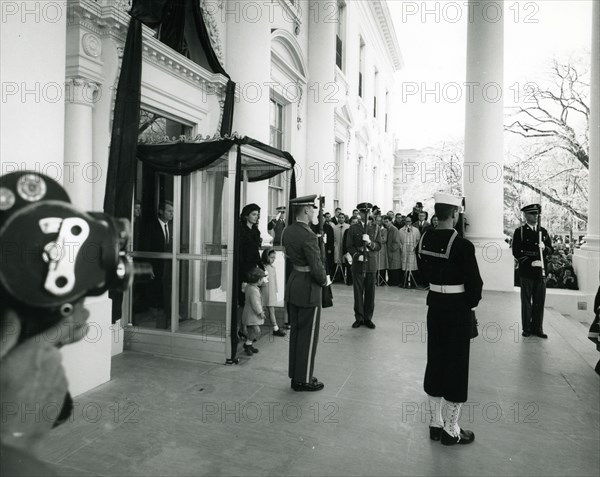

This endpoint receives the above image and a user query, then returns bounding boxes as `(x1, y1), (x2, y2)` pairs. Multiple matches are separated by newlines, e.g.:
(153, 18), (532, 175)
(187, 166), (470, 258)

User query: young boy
(242, 266), (267, 356)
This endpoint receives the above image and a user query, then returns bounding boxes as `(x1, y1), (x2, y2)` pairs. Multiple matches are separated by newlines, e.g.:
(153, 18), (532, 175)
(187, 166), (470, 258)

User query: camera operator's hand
(40, 299), (91, 347)
(0, 310), (69, 456)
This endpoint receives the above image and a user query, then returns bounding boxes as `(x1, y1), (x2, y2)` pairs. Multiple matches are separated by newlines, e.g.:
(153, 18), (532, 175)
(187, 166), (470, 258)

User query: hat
(246, 266), (267, 283)
(356, 202), (373, 212)
(276, 206), (286, 212)
(434, 192), (463, 207)
(521, 203), (541, 214)
(290, 195), (319, 209)
(240, 203), (260, 219)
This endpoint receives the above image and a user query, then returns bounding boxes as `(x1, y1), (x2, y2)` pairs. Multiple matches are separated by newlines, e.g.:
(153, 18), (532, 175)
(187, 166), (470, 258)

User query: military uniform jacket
(282, 222), (327, 307)
(512, 224), (553, 279)
(346, 221), (382, 273)
(268, 219), (286, 245)
(416, 229), (483, 310)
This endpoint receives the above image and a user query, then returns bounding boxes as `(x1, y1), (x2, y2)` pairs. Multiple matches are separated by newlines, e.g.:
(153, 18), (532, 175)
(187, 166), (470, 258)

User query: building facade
(0, 0), (402, 395)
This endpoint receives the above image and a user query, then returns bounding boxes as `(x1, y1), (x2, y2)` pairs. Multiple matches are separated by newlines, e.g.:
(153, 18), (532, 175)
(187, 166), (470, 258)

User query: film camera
(0, 171), (147, 333)
(0, 171), (149, 424)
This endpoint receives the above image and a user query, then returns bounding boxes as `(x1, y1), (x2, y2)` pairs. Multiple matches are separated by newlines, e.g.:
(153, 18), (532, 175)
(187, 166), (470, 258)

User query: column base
(61, 294), (112, 397)
(111, 319), (124, 356)
(573, 239), (600, 293)
(466, 235), (514, 291)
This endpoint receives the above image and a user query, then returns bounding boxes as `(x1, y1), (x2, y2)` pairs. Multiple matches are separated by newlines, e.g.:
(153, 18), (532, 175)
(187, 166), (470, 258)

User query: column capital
(65, 77), (100, 106)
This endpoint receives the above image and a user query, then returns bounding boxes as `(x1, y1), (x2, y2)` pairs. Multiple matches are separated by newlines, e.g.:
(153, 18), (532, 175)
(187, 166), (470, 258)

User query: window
(357, 155), (363, 200)
(358, 37), (365, 98)
(385, 90), (389, 132)
(334, 142), (343, 209)
(138, 110), (192, 143)
(335, 2), (345, 70)
(269, 99), (284, 149)
(373, 69), (379, 118)
(268, 98), (286, 220)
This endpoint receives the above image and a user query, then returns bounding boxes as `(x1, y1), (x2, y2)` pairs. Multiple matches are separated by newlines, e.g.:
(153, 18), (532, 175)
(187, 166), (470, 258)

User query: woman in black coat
(238, 203), (264, 306)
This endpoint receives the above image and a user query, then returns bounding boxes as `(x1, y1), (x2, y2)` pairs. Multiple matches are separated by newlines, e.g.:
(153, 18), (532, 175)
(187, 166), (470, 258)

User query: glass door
(129, 156), (230, 340)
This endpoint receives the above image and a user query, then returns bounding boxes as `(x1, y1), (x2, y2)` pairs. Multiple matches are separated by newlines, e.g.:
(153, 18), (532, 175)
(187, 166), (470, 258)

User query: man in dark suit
(141, 200), (174, 329)
(282, 195), (330, 392)
(347, 202), (381, 329)
(393, 213), (405, 231)
(512, 203), (553, 338)
(323, 212), (335, 275)
(415, 211), (430, 234)
(331, 207), (342, 225)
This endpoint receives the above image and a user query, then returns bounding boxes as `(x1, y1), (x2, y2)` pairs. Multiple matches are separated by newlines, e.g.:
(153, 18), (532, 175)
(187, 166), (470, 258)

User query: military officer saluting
(416, 193), (483, 446)
(346, 202), (381, 329)
(282, 195), (331, 392)
(268, 206), (286, 246)
(512, 203), (553, 338)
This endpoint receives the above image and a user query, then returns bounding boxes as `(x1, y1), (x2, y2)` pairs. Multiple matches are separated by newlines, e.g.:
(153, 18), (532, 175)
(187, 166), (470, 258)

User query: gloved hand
(325, 275), (332, 287)
(362, 234), (371, 245)
(358, 254), (365, 262)
(531, 260), (543, 268)
(540, 242), (545, 251)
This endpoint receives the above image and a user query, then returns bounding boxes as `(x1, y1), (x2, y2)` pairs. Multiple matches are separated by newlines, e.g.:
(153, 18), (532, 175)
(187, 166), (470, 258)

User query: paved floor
(40, 285), (599, 476)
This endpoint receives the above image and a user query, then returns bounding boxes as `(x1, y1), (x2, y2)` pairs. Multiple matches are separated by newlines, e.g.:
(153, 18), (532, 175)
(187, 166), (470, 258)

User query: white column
(225, 1), (271, 237)
(0, 1), (66, 173)
(64, 77), (99, 210)
(306, 3), (336, 198)
(463, 0), (513, 291)
(573, 1), (600, 292)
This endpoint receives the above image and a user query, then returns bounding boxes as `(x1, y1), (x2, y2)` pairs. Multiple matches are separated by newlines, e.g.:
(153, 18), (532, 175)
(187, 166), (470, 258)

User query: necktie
(164, 223), (169, 245)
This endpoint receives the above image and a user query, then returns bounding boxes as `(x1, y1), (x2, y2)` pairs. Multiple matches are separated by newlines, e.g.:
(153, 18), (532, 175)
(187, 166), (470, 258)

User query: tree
(504, 58), (590, 227)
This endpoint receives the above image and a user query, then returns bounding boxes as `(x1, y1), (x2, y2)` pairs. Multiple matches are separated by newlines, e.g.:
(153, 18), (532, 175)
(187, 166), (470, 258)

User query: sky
(387, 0), (593, 149)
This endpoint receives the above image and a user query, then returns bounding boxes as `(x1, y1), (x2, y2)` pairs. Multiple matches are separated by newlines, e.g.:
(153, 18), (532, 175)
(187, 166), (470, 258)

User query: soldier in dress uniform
(347, 202), (382, 329)
(416, 193), (483, 446)
(282, 195), (331, 392)
(268, 206), (286, 246)
(512, 204), (553, 338)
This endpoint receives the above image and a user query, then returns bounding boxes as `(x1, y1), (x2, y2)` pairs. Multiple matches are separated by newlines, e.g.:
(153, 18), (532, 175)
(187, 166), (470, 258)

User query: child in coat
(242, 266), (266, 356)
(261, 248), (286, 337)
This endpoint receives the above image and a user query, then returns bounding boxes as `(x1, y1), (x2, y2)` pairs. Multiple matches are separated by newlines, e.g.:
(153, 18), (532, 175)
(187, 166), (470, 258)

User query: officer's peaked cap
(356, 202), (373, 211)
(290, 195), (319, 208)
(521, 203), (541, 214)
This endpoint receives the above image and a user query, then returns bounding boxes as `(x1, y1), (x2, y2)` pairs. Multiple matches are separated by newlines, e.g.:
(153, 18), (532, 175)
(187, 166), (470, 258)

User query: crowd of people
(312, 201), (437, 290)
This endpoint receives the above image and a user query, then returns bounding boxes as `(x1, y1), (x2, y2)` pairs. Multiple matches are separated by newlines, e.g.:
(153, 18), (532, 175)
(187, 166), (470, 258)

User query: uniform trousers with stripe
(287, 303), (321, 384)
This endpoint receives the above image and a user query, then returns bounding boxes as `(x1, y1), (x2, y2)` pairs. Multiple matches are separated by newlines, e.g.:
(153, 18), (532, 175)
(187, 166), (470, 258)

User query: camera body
(0, 171), (135, 334)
